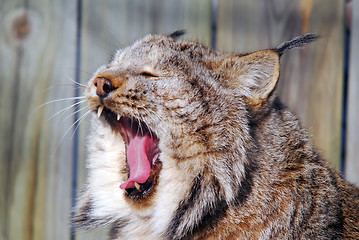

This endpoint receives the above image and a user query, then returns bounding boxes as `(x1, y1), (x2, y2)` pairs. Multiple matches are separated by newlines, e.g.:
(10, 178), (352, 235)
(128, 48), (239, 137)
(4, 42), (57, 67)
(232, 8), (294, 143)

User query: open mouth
(97, 106), (162, 200)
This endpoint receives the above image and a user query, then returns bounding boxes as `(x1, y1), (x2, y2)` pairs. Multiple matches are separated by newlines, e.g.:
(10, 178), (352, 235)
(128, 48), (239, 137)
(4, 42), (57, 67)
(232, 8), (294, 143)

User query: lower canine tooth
(97, 105), (104, 118)
(117, 114), (120, 121)
(134, 182), (141, 191)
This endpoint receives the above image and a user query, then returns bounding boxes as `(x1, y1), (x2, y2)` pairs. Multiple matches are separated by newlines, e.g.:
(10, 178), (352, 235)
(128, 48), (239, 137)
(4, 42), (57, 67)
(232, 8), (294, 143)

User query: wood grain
(217, 0), (345, 169)
(0, 0), (77, 239)
(346, 0), (359, 185)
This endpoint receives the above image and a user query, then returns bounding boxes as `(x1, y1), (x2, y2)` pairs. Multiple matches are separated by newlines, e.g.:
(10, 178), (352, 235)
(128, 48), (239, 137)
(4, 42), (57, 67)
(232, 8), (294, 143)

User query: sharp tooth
(117, 114), (120, 121)
(134, 182), (141, 191)
(97, 105), (104, 118)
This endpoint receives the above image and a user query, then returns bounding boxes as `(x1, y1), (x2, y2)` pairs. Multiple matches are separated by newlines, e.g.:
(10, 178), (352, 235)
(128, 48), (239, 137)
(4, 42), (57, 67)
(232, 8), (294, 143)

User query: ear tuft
(168, 30), (186, 40)
(275, 33), (319, 56)
(211, 34), (318, 108)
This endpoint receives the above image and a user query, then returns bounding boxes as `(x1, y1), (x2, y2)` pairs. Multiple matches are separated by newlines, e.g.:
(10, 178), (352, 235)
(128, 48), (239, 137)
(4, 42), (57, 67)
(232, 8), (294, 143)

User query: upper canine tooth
(97, 105), (104, 118)
(134, 182), (141, 191)
(117, 114), (120, 121)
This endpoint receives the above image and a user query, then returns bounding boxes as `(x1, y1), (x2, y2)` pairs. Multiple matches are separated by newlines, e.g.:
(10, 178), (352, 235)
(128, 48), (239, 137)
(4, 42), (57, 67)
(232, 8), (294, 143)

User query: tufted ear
(215, 50), (280, 107)
(213, 33), (319, 107)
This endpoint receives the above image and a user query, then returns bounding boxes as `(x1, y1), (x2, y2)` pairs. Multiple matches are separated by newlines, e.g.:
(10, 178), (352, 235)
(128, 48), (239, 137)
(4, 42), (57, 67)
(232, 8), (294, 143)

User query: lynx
(73, 31), (359, 239)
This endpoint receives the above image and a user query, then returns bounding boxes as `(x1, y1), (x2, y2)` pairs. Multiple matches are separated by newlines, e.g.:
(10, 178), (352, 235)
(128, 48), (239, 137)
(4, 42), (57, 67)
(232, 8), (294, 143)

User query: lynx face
(82, 35), (255, 237)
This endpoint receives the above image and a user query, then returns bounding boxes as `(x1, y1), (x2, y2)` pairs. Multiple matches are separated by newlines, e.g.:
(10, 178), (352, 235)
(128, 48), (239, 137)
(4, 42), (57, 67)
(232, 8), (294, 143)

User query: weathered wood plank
(217, 0), (345, 169)
(346, 0), (359, 185)
(76, 0), (212, 239)
(0, 0), (77, 239)
(296, 0), (345, 171)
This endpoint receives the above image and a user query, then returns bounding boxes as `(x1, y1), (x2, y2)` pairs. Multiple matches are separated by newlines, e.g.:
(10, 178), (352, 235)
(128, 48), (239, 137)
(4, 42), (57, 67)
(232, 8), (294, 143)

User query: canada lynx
(73, 32), (359, 239)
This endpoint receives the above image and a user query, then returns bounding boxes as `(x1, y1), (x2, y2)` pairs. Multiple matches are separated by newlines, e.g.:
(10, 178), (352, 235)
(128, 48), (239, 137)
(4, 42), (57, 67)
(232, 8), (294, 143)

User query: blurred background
(0, 0), (358, 239)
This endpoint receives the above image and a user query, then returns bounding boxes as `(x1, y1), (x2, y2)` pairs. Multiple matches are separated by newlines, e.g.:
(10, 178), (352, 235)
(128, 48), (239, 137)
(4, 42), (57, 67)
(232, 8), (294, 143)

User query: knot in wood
(11, 12), (31, 40)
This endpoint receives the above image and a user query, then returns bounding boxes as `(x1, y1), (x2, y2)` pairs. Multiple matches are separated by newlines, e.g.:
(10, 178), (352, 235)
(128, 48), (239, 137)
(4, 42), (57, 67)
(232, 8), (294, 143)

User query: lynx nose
(94, 77), (116, 98)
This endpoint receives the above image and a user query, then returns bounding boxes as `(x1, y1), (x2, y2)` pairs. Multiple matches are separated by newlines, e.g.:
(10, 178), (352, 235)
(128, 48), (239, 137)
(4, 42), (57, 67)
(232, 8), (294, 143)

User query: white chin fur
(87, 116), (129, 218)
(151, 152), (195, 236)
(85, 115), (192, 237)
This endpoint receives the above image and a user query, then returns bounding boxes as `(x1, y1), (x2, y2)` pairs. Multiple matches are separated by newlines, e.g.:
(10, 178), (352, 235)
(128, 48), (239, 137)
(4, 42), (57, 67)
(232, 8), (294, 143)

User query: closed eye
(141, 71), (159, 78)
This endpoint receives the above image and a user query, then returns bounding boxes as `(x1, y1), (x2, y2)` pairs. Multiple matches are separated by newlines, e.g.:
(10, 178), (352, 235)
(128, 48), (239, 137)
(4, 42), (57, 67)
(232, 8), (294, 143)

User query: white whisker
(142, 107), (175, 144)
(48, 100), (87, 121)
(44, 84), (86, 92)
(140, 121), (144, 136)
(70, 110), (91, 139)
(54, 110), (90, 152)
(29, 96), (86, 118)
(141, 109), (154, 138)
(136, 116), (144, 136)
(143, 117), (153, 138)
(65, 74), (88, 87)
(62, 105), (89, 123)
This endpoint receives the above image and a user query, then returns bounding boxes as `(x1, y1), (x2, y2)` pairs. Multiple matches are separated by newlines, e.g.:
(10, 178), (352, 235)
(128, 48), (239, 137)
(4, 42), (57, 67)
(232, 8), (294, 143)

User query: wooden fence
(0, 0), (358, 239)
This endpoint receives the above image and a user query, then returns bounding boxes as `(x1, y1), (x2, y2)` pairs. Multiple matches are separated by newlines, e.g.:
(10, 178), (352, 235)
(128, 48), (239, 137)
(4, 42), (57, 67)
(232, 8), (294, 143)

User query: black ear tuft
(275, 33), (320, 56)
(168, 30), (186, 40)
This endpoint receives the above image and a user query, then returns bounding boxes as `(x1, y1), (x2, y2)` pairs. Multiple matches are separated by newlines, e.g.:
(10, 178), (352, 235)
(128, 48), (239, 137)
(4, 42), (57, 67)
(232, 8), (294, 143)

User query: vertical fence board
(295, 0), (345, 171)
(0, 0), (77, 239)
(217, 0), (345, 169)
(76, 0), (211, 239)
(346, 0), (359, 185)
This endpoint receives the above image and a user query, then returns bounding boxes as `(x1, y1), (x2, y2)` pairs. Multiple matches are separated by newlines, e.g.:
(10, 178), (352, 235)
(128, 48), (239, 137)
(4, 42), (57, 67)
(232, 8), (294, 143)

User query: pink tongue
(120, 134), (154, 189)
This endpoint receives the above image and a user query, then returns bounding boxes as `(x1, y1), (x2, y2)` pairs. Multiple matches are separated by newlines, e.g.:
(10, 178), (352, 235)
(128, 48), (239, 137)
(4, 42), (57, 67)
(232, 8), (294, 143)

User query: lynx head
(74, 32), (318, 239)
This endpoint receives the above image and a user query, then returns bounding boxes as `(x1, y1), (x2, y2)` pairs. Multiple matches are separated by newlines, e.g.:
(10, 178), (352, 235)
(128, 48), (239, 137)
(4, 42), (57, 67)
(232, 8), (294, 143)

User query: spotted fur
(73, 33), (359, 239)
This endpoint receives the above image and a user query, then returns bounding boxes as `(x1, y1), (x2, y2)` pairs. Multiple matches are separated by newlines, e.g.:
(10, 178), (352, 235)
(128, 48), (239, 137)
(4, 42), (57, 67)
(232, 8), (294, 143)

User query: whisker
(40, 74), (87, 95)
(62, 105), (89, 123)
(54, 110), (90, 152)
(29, 96), (86, 118)
(41, 85), (86, 95)
(140, 120), (144, 136)
(145, 108), (168, 130)
(70, 110), (91, 139)
(139, 119), (144, 136)
(65, 74), (88, 87)
(69, 68), (93, 77)
(142, 107), (175, 144)
(49, 84), (86, 90)
(140, 109), (154, 138)
(136, 116), (144, 136)
(48, 100), (87, 121)
(143, 119), (153, 138)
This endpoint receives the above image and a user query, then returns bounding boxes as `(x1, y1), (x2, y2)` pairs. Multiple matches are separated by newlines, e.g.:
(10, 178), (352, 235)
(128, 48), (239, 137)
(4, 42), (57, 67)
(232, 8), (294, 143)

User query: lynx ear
(214, 34), (319, 107)
(218, 50), (280, 107)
